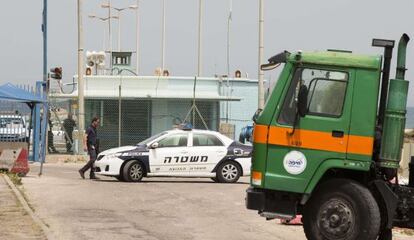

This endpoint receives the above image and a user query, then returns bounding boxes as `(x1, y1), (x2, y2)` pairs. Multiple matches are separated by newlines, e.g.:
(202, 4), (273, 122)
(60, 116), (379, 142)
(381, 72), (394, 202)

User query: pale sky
(0, 0), (413, 106)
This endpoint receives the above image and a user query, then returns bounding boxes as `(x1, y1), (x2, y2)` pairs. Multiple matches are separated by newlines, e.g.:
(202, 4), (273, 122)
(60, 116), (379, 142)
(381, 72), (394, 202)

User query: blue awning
(0, 83), (45, 103)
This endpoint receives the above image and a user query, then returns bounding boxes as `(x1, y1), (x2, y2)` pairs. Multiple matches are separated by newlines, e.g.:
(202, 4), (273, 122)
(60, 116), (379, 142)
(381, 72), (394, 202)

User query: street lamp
(130, 1), (139, 74)
(88, 15), (118, 51)
(89, 14), (118, 75)
(102, 4), (137, 52)
(101, 1), (113, 73)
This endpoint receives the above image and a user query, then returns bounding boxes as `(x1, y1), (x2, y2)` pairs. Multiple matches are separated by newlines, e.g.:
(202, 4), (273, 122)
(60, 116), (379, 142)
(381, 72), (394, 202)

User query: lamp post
(88, 15), (119, 51)
(77, 0), (85, 155)
(101, 1), (113, 73)
(197, 0), (203, 77)
(258, 0), (265, 109)
(225, 0), (232, 123)
(161, 0), (166, 71)
(102, 4), (137, 52)
(131, 1), (140, 74)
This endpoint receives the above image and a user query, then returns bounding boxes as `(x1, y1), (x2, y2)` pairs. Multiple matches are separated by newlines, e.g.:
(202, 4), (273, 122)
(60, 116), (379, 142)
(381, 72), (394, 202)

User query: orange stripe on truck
(253, 125), (373, 156)
(347, 135), (374, 156)
(253, 124), (268, 144)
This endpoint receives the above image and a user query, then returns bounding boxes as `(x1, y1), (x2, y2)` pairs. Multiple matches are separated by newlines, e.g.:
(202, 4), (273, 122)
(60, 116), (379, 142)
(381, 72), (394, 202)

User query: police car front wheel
(216, 161), (241, 183)
(122, 160), (144, 182)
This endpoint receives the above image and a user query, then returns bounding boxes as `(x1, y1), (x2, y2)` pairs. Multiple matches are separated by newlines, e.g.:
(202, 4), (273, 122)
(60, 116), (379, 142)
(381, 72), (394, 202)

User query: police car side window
(193, 134), (223, 146)
(158, 134), (188, 148)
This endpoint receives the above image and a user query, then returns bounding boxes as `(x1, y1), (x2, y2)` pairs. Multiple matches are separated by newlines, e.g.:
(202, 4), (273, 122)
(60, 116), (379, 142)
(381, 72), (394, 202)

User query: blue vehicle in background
(239, 125), (253, 144)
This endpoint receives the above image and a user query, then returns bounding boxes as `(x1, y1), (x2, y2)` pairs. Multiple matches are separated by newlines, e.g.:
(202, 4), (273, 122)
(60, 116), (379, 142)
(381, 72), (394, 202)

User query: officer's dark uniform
(63, 117), (76, 153)
(47, 119), (58, 153)
(79, 125), (98, 179)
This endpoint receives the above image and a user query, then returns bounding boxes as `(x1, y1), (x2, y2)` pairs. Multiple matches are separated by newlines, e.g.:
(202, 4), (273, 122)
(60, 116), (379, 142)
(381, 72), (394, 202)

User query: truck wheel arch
(303, 158), (371, 199)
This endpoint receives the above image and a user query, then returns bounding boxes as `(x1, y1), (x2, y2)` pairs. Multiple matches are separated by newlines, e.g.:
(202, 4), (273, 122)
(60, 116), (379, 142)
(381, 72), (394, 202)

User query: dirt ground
(0, 175), (46, 240)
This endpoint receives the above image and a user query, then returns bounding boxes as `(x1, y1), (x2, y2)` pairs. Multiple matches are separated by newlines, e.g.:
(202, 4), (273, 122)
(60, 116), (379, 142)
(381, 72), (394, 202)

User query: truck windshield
(278, 68), (348, 125)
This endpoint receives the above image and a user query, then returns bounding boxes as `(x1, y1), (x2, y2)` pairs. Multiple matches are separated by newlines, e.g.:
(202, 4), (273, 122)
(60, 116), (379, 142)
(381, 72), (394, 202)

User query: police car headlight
(120, 152), (141, 157)
(107, 153), (122, 158)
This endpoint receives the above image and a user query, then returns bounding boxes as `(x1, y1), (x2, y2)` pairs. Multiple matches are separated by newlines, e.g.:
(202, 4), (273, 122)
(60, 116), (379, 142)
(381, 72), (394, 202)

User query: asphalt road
(21, 162), (414, 240)
(22, 162), (306, 240)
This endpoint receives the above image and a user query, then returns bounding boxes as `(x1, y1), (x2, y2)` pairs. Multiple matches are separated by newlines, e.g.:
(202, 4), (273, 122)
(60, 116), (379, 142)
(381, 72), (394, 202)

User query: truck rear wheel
(303, 179), (380, 240)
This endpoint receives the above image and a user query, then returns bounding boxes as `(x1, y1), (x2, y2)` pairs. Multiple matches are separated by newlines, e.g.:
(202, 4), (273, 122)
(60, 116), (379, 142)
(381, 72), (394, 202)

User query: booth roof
(0, 83), (45, 103)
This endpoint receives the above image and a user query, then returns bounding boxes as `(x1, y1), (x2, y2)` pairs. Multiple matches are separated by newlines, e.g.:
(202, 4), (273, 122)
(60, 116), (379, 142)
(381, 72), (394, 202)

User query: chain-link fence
(48, 75), (258, 153)
(48, 97), (225, 153)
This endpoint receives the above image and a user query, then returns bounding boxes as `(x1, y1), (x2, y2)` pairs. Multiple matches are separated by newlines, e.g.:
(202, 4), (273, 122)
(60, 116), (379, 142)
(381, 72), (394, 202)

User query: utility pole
(197, 0), (203, 77)
(161, 0), (166, 71)
(78, 0), (85, 154)
(117, 10), (121, 51)
(258, 0), (265, 109)
(40, 0), (47, 176)
(226, 0), (232, 123)
(109, 0), (113, 74)
(136, 0), (140, 74)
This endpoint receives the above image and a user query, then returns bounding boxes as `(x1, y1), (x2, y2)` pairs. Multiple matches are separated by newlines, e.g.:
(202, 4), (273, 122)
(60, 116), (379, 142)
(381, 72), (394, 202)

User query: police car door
(187, 133), (227, 176)
(149, 132), (190, 176)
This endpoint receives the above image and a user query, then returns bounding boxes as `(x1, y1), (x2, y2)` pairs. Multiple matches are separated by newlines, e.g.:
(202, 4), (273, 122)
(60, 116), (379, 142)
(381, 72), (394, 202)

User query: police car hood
(100, 146), (138, 156)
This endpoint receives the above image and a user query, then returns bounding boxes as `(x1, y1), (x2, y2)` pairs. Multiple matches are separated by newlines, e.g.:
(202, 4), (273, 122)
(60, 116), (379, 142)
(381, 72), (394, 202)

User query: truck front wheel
(303, 179), (381, 240)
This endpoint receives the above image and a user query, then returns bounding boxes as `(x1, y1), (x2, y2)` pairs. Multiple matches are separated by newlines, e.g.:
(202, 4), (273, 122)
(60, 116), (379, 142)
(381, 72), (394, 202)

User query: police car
(94, 129), (252, 183)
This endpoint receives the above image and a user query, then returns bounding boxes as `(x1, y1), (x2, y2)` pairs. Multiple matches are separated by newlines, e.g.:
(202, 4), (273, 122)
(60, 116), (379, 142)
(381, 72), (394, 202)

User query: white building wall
(220, 79), (258, 140)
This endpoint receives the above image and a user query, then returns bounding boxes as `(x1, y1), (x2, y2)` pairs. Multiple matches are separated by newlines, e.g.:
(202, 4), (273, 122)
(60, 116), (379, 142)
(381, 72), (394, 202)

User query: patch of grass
(1, 170), (23, 185)
(7, 172), (22, 186)
(401, 228), (414, 236)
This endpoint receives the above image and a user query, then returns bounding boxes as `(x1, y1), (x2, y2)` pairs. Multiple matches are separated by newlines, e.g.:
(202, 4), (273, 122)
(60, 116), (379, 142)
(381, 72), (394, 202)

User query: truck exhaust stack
(379, 34), (410, 173)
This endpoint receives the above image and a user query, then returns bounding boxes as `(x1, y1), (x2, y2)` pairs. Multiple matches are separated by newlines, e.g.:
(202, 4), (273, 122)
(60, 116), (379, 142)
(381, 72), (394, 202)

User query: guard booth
(0, 83), (47, 175)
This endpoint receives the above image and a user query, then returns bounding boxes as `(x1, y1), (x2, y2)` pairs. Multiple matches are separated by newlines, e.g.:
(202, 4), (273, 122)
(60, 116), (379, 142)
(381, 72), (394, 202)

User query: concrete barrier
(400, 141), (414, 180)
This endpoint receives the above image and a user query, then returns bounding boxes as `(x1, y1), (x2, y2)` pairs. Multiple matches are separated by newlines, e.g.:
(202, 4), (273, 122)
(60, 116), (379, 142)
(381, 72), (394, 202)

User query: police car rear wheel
(217, 161), (241, 183)
(123, 160), (144, 182)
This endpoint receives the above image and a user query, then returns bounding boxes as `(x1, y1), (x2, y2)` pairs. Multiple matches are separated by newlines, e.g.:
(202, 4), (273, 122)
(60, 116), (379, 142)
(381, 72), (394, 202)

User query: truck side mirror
(252, 109), (263, 123)
(297, 85), (308, 117)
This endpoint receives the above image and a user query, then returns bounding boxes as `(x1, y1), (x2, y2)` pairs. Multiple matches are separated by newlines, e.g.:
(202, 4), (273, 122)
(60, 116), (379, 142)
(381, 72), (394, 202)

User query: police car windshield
(137, 132), (168, 146)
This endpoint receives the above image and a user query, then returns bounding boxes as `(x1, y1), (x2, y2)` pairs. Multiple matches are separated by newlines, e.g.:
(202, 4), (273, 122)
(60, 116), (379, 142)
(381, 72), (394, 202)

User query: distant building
(50, 75), (258, 151)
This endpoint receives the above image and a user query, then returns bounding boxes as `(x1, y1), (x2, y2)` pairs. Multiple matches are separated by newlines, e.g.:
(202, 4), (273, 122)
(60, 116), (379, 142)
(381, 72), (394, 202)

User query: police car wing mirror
(297, 84), (308, 117)
(150, 142), (159, 149)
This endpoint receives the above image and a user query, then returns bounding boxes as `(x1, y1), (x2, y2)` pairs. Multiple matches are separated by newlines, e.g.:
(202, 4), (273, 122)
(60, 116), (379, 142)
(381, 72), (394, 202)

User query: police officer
(63, 113), (76, 153)
(79, 117), (100, 179)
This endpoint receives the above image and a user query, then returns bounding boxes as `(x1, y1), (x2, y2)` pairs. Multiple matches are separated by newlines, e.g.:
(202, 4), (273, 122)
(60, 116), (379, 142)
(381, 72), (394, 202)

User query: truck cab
(246, 35), (413, 240)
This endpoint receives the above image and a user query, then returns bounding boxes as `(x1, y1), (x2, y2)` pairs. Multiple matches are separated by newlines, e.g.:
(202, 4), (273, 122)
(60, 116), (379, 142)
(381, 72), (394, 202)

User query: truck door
(265, 67), (353, 193)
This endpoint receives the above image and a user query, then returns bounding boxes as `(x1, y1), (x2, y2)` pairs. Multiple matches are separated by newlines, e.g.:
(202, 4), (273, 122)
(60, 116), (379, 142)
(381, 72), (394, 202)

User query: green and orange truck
(246, 34), (413, 240)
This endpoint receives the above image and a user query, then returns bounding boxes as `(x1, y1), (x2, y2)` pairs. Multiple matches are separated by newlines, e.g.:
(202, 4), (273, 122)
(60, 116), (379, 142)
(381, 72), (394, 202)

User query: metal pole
(43, 0), (47, 84)
(118, 77), (122, 147)
(161, 0), (166, 70)
(197, 0), (203, 77)
(102, 21), (106, 52)
(40, 0), (47, 175)
(109, 0), (113, 74)
(118, 10), (121, 52)
(226, 0), (232, 123)
(136, 0), (140, 74)
(258, 0), (265, 109)
(78, 0), (85, 154)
